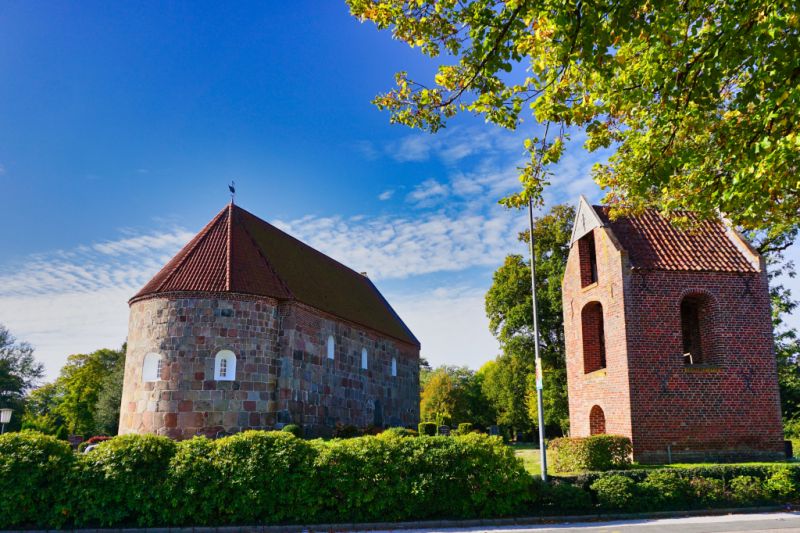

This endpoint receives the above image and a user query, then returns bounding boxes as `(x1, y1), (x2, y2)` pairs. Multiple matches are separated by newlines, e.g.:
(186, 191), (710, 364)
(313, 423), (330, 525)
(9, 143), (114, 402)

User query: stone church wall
(119, 293), (420, 439)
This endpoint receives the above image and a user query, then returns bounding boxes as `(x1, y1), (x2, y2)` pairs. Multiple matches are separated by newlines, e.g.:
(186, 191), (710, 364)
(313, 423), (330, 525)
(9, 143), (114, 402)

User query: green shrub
(333, 424), (361, 438)
(418, 422), (437, 436)
(541, 481), (593, 513)
(551, 435), (632, 472)
(281, 424), (303, 438)
(764, 467), (798, 501)
(166, 437), (221, 526)
(379, 427), (416, 438)
(0, 431), (75, 529)
(314, 433), (530, 522)
(212, 431), (318, 524)
(689, 476), (727, 507)
(455, 422), (473, 436)
(729, 475), (767, 504)
(591, 474), (637, 511)
(72, 433), (176, 527)
(638, 471), (692, 510)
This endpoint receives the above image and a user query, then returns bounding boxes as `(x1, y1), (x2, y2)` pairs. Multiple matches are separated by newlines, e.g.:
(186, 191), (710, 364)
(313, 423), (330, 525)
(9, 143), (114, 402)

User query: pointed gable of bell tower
(570, 195), (605, 246)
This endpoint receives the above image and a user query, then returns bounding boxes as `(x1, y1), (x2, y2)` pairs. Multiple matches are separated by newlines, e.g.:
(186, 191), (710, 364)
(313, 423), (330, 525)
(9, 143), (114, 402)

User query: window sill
(683, 364), (723, 374)
(584, 368), (607, 380)
(581, 282), (599, 292)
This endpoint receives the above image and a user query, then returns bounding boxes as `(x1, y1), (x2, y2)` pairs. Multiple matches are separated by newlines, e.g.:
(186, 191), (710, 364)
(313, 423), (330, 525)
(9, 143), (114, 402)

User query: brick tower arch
(589, 405), (606, 435)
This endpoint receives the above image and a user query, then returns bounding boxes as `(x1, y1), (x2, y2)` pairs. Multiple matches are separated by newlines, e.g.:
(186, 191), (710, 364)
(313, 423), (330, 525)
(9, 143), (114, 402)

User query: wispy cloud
(378, 189), (394, 201)
(407, 179), (449, 206)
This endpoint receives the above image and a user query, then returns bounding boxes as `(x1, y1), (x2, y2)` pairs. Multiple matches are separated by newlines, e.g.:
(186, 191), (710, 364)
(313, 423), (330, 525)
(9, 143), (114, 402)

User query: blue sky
(2, 2), (791, 381)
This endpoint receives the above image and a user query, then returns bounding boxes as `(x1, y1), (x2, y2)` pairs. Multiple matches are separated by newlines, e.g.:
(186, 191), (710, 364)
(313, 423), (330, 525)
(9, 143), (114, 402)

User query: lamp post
(528, 198), (548, 482)
(0, 408), (12, 435)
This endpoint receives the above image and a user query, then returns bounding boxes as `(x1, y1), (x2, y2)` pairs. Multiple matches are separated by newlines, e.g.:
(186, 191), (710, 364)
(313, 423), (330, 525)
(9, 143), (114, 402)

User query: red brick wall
(563, 226), (784, 463)
(624, 271), (783, 462)
(563, 227), (633, 441)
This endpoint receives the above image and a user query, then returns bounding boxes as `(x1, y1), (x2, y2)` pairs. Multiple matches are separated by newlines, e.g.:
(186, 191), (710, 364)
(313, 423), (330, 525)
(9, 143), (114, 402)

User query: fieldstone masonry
(120, 293), (419, 439)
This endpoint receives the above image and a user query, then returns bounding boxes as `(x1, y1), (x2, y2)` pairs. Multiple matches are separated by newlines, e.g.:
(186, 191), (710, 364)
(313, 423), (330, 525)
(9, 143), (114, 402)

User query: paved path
(365, 512), (800, 533)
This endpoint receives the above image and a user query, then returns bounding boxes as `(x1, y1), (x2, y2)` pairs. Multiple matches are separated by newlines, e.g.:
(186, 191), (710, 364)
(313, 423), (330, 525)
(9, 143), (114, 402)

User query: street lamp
(528, 198), (548, 482)
(0, 408), (12, 434)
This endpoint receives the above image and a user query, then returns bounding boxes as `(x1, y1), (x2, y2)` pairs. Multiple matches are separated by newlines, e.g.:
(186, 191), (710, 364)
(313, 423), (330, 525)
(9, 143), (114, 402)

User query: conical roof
(132, 204), (419, 346)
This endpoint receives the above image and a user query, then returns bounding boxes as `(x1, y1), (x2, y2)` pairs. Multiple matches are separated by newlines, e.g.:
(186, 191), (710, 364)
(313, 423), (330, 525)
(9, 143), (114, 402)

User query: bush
(379, 427), (416, 438)
(333, 424), (361, 438)
(729, 475), (767, 504)
(418, 422), (437, 436)
(72, 433), (177, 527)
(454, 422), (473, 436)
(689, 476), (727, 507)
(541, 481), (593, 513)
(166, 437), (220, 526)
(0, 431), (75, 529)
(765, 467), (799, 501)
(591, 474), (637, 511)
(551, 435), (632, 472)
(281, 424), (303, 438)
(638, 471), (692, 510)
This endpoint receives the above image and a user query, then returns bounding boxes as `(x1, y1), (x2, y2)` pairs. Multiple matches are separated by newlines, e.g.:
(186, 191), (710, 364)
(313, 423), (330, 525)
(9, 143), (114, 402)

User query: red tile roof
(592, 206), (757, 273)
(132, 204), (419, 346)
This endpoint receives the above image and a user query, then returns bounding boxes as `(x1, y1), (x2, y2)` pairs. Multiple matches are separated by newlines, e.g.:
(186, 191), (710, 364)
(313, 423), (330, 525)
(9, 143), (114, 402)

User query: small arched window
(142, 352), (163, 382)
(214, 350), (237, 381)
(361, 348), (368, 370)
(327, 335), (335, 360)
(589, 405), (606, 435)
(391, 357), (397, 377)
(582, 302), (606, 373)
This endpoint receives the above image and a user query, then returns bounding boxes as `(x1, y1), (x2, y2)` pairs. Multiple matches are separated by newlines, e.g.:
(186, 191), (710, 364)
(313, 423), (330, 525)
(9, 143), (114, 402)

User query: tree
(94, 345), (126, 435)
(348, 0), (800, 230)
(54, 347), (125, 436)
(420, 365), (495, 427)
(0, 324), (44, 431)
(484, 204), (573, 435)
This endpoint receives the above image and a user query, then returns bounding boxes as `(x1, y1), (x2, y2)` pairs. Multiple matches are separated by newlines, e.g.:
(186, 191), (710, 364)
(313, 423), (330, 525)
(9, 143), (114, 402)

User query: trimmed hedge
(0, 430), (530, 529)
(3, 430), (800, 529)
(550, 435), (632, 472)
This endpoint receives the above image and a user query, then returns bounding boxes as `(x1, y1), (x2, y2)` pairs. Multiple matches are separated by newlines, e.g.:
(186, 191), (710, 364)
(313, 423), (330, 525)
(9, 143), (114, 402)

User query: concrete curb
(7, 505), (791, 532)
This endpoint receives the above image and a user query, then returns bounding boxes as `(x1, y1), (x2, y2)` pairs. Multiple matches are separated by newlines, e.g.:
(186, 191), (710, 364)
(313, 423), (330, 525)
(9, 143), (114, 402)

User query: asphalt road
(367, 512), (800, 533)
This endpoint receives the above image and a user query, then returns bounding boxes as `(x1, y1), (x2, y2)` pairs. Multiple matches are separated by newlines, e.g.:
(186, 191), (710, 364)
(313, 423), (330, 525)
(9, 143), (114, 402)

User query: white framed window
(143, 353), (163, 382)
(361, 348), (368, 370)
(327, 335), (335, 360)
(391, 357), (397, 377)
(214, 350), (237, 381)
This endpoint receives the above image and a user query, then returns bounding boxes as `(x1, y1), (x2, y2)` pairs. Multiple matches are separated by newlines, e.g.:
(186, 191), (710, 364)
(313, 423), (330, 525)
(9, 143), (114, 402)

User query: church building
(118, 203), (420, 439)
(562, 196), (784, 463)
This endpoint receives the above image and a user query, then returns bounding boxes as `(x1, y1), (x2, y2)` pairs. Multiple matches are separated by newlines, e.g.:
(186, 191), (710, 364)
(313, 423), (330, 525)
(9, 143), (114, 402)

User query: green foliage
(418, 421), (437, 436)
(550, 435), (632, 473)
(0, 431), (74, 528)
(541, 481), (593, 513)
(348, 0), (800, 231)
(166, 437), (219, 526)
(0, 323), (44, 432)
(590, 474), (637, 511)
(281, 424), (303, 438)
(72, 433), (176, 527)
(689, 477), (727, 507)
(380, 426), (416, 438)
(212, 431), (318, 524)
(483, 205), (574, 436)
(420, 365), (495, 428)
(454, 422), (473, 436)
(93, 345), (125, 435)
(638, 471), (692, 510)
(764, 467), (799, 500)
(729, 475), (767, 504)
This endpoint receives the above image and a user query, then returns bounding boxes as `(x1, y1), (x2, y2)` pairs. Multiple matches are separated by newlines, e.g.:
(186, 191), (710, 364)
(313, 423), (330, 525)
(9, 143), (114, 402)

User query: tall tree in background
(420, 365), (495, 427)
(0, 324), (44, 431)
(484, 204), (573, 436)
(347, 0), (800, 230)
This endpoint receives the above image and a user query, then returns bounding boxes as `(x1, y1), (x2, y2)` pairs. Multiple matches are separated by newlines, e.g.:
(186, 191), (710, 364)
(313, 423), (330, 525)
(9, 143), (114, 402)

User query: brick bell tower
(562, 196), (784, 463)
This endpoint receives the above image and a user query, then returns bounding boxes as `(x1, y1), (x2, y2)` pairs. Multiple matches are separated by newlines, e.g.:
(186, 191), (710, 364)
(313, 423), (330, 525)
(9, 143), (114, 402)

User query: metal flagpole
(528, 198), (548, 481)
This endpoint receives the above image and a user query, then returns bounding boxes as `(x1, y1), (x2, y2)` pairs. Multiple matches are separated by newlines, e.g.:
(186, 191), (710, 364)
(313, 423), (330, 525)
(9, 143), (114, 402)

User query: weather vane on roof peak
(229, 181), (236, 204)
